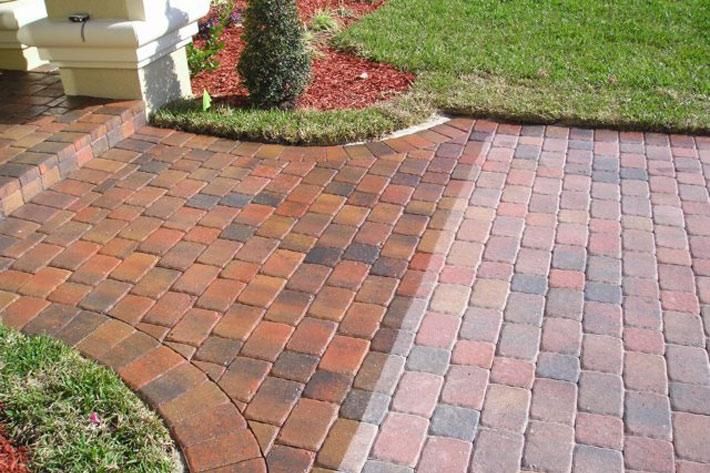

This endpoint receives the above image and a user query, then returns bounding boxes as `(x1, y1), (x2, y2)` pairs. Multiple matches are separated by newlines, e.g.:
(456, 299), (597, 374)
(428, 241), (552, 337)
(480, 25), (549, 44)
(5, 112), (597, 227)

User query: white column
(18, 0), (209, 112)
(0, 0), (47, 70)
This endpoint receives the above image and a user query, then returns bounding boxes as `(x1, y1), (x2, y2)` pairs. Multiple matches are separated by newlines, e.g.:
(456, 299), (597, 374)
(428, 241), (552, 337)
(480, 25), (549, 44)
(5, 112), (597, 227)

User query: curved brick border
(6, 301), (266, 473)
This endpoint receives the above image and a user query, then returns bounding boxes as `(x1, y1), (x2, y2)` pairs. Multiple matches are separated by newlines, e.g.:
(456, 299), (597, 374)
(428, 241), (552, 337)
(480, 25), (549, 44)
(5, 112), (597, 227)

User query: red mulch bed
(0, 427), (30, 473)
(191, 0), (414, 110)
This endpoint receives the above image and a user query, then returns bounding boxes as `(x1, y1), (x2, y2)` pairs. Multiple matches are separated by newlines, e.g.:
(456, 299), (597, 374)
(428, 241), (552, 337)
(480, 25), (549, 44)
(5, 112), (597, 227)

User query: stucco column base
(0, 0), (48, 70)
(18, 0), (208, 113)
(59, 48), (192, 112)
(0, 44), (44, 70)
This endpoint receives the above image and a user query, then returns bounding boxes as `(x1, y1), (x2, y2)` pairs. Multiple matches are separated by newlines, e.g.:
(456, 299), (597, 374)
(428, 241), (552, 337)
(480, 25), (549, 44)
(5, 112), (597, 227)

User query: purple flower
(197, 17), (221, 39)
(197, 22), (211, 38)
(228, 11), (242, 26)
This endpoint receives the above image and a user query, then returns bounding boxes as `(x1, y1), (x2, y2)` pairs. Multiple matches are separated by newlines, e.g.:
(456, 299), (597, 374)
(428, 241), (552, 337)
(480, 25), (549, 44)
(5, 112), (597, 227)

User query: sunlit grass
(0, 325), (180, 473)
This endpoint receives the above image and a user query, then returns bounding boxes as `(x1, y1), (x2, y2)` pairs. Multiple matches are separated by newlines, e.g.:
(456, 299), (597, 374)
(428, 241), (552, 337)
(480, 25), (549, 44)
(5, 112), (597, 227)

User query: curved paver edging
(347, 113), (452, 146)
(7, 301), (266, 473)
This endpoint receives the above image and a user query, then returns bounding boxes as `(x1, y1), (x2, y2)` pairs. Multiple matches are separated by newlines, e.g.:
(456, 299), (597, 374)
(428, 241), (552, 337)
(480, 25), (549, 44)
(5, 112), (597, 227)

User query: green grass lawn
(341, 0), (709, 131)
(155, 0), (709, 144)
(0, 326), (180, 473)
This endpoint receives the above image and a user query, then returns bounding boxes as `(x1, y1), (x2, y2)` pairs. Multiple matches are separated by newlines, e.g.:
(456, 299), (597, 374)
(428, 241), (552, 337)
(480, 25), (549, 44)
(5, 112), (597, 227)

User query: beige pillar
(18, 0), (209, 112)
(0, 0), (47, 70)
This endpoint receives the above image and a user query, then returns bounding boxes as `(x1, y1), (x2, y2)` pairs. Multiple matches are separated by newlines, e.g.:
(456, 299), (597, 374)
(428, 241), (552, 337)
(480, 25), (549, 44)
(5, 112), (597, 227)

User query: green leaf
(202, 89), (213, 112)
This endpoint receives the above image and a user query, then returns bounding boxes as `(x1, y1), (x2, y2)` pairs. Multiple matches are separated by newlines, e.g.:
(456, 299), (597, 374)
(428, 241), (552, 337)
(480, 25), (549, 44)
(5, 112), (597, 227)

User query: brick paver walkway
(0, 115), (709, 472)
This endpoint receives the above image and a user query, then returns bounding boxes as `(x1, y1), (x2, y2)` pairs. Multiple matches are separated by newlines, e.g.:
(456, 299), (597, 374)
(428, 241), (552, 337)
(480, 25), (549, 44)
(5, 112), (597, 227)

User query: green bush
(238, 0), (311, 109)
(187, 21), (225, 75)
(187, 0), (236, 76)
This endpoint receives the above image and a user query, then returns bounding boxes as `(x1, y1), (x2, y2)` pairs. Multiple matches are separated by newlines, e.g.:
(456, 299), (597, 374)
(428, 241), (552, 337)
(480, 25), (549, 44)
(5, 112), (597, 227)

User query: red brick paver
(2, 75), (710, 472)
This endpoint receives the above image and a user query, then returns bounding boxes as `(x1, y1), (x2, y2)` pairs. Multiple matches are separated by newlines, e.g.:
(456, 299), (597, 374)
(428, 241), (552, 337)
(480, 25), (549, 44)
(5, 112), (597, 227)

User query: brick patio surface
(1, 89), (710, 472)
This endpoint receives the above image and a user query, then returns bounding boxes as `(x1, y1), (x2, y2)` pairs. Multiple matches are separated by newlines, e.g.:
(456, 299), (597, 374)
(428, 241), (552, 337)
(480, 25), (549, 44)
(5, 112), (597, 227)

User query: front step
(0, 69), (145, 217)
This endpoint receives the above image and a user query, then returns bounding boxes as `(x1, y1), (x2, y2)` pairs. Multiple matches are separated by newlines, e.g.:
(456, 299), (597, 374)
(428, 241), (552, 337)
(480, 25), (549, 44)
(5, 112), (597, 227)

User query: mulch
(190, 0), (415, 110)
(0, 426), (30, 473)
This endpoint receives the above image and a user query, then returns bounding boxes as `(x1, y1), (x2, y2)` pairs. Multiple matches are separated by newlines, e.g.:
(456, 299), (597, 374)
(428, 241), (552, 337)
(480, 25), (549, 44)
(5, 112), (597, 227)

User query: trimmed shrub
(238, 0), (311, 109)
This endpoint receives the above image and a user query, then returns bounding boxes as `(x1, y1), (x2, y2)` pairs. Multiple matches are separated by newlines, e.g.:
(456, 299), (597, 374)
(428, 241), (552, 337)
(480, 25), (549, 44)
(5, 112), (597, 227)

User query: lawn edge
(153, 0), (709, 146)
(152, 89), (709, 146)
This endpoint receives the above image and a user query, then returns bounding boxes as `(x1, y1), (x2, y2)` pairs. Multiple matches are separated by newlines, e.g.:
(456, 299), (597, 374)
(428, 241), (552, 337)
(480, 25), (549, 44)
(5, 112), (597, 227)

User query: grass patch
(152, 96), (430, 145)
(0, 325), (180, 473)
(309, 9), (341, 33)
(156, 0), (709, 144)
